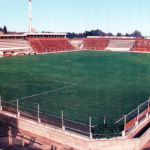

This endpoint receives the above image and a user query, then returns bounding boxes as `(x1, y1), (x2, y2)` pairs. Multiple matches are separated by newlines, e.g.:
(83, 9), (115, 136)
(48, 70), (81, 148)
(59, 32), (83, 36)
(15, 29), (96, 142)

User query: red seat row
(131, 39), (150, 52)
(27, 38), (75, 53)
(83, 38), (109, 50)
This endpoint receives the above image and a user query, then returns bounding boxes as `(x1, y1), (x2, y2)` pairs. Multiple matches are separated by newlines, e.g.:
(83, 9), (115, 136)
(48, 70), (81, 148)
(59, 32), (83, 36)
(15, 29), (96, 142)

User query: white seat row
(105, 40), (135, 51)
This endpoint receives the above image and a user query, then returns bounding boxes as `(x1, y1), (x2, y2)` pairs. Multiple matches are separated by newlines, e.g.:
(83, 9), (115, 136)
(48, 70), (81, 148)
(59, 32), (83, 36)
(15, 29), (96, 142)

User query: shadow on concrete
(0, 113), (41, 150)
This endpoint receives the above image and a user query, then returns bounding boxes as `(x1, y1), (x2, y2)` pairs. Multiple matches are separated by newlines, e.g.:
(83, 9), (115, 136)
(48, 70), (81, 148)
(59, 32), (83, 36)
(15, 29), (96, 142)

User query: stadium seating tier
(28, 38), (75, 53)
(105, 40), (135, 51)
(0, 39), (34, 57)
(83, 38), (109, 50)
(131, 39), (150, 52)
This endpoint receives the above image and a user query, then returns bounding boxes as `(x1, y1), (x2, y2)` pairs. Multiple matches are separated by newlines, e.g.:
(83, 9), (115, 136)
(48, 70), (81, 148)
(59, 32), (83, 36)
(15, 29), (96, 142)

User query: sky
(0, 0), (150, 36)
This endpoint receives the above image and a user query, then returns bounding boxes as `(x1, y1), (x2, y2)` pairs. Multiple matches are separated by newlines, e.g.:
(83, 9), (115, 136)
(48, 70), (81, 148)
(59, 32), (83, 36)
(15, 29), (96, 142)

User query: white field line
(10, 83), (77, 102)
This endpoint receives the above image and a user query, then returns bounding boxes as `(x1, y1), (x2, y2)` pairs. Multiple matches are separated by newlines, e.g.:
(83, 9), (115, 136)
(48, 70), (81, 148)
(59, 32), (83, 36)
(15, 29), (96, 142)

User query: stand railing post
(38, 104), (40, 123)
(0, 95), (2, 111)
(17, 99), (20, 117)
(135, 105), (139, 126)
(138, 105), (140, 123)
(122, 115), (126, 137)
(124, 115), (126, 131)
(34, 103), (40, 123)
(89, 117), (92, 139)
(148, 99), (150, 114)
(61, 110), (65, 131)
(146, 99), (150, 117)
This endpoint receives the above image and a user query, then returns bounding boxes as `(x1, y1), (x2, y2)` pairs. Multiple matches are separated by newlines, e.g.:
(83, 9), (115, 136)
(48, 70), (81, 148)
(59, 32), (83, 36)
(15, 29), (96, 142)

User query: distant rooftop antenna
(29, 0), (32, 33)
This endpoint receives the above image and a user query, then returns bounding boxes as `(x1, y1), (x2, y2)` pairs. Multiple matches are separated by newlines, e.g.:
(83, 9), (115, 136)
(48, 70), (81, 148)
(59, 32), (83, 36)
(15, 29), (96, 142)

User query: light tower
(29, 0), (32, 33)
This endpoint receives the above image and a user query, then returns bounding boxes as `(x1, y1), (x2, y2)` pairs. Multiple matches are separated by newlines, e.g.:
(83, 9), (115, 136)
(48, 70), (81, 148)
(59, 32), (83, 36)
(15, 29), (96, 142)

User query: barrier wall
(1, 110), (150, 150)
(140, 128), (150, 149)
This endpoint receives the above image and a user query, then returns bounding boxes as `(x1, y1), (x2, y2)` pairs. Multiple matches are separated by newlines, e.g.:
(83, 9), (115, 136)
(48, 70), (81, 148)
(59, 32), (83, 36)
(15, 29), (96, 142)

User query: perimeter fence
(1, 97), (150, 138)
(115, 98), (150, 135)
(1, 99), (90, 137)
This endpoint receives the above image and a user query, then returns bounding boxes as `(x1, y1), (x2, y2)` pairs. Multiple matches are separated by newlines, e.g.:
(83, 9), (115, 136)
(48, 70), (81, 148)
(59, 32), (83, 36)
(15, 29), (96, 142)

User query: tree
(66, 29), (142, 39)
(92, 122), (120, 139)
(117, 32), (122, 36)
(107, 32), (113, 36)
(66, 29), (107, 38)
(131, 30), (142, 37)
(3, 26), (7, 34)
(125, 33), (130, 37)
(0, 27), (3, 31)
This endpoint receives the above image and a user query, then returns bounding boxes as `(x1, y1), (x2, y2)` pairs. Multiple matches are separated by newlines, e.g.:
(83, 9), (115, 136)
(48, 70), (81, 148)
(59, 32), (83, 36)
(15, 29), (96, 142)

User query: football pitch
(1, 51), (150, 125)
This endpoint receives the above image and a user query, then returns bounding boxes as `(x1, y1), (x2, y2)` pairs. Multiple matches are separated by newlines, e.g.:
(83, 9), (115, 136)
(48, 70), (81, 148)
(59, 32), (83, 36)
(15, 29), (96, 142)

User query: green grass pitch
(0, 51), (150, 125)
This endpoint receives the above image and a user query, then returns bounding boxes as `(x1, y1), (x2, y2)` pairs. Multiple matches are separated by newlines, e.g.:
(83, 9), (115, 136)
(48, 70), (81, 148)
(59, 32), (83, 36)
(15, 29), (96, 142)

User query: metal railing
(0, 96), (91, 137)
(115, 98), (150, 136)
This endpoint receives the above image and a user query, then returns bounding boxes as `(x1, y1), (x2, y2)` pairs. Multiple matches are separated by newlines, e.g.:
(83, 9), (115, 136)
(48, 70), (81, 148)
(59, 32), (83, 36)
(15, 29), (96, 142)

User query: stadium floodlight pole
(29, 0), (32, 33)
(34, 103), (40, 123)
(89, 117), (92, 139)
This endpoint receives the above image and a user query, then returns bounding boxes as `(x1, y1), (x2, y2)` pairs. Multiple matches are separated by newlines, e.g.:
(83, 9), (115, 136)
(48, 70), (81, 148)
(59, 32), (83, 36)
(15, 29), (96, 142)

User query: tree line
(0, 26), (142, 38)
(66, 29), (142, 39)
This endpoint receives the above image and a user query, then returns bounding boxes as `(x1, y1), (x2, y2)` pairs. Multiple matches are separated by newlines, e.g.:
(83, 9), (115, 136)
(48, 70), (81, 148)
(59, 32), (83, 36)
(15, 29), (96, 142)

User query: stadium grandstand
(0, 32), (75, 57)
(2, 35), (150, 58)
(1, 0), (150, 58)
(0, 37), (34, 57)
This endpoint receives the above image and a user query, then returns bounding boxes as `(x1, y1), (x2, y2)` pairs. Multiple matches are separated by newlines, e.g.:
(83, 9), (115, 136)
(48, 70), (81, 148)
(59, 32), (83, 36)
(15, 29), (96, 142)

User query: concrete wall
(88, 138), (140, 150)
(140, 128), (150, 149)
(0, 111), (147, 150)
